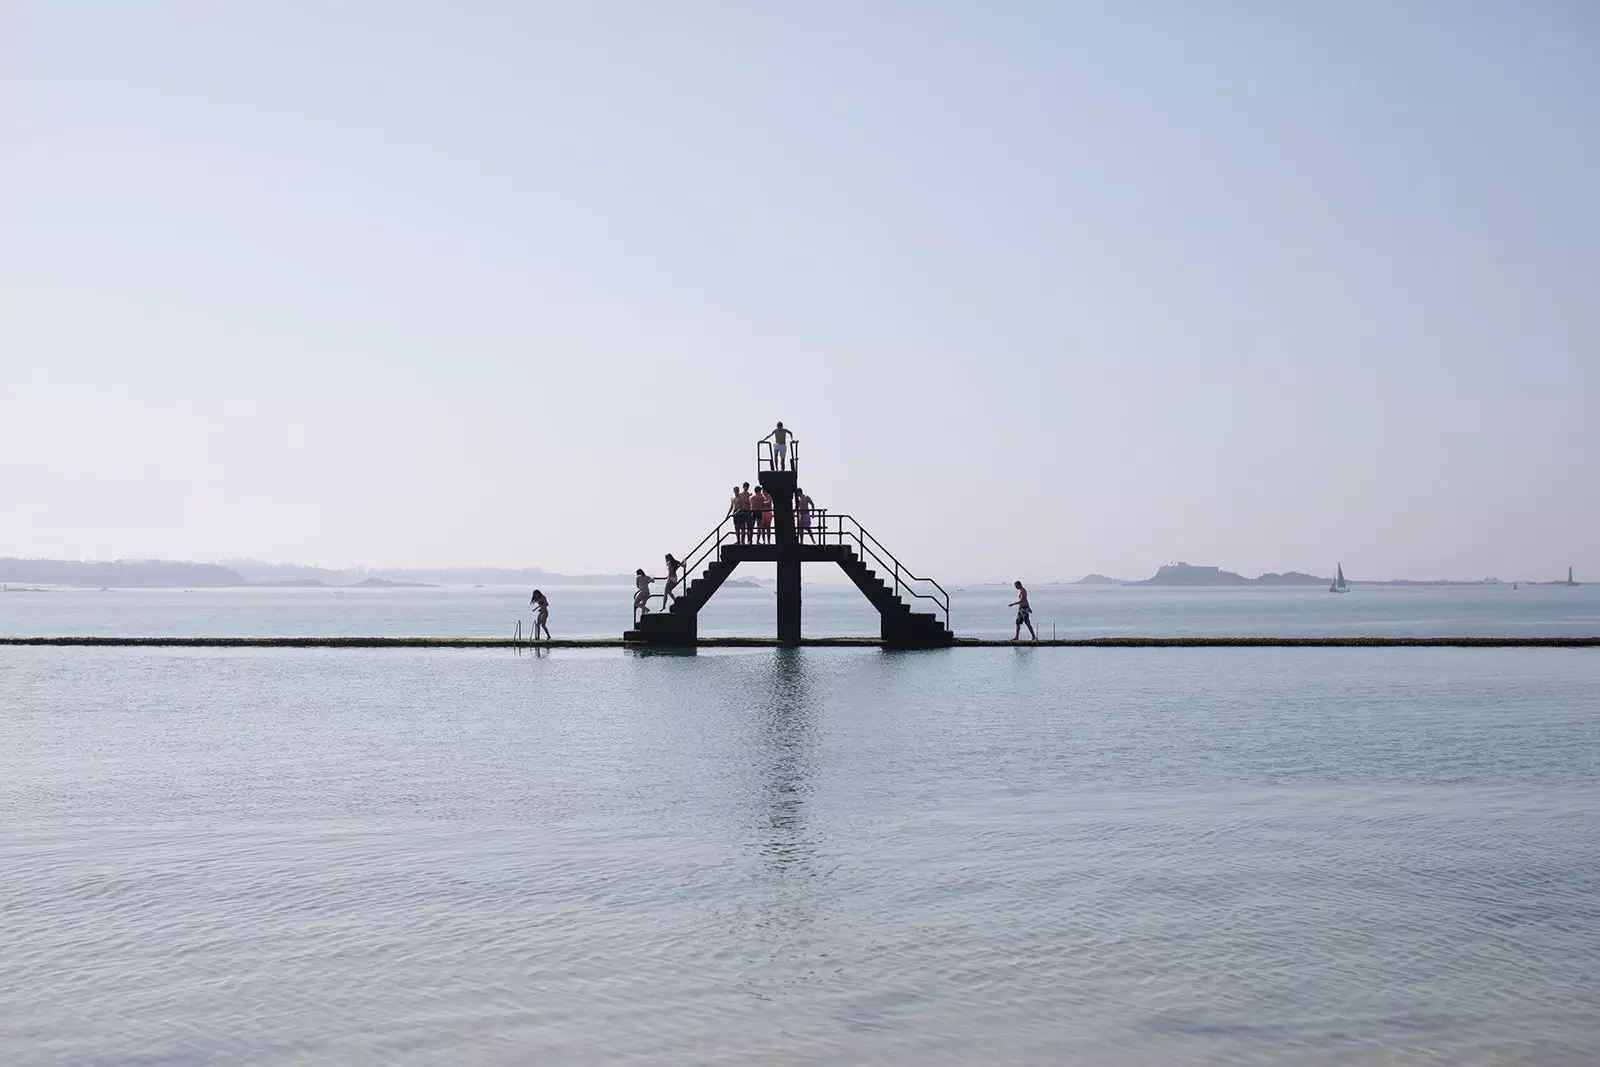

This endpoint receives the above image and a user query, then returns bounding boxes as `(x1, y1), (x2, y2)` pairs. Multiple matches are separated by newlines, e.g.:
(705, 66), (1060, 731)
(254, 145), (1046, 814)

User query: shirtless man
(795, 487), (814, 543)
(771, 421), (791, 470)
(1010, 581), (1037, 642)
(737, 482), (754, 544)
(728, 484), (746, 544)
(764, 487), (781, 544)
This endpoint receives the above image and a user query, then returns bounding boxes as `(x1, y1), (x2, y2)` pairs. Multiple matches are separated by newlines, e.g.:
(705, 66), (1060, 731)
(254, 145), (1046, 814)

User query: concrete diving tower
(623, 439), (952, 648)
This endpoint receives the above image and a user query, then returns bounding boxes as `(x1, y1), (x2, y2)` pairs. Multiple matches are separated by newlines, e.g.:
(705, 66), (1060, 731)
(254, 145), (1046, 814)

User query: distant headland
(0, 557), (632, 590)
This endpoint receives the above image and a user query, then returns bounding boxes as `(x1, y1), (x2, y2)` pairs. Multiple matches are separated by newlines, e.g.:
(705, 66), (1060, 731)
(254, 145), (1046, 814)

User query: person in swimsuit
(1010, 580), (1037, 642)
(755, 488), (773, 544)
(739, 486), (758, 547)
(635, 568), (656, 616)
(663, 554), (684, 605)
(795, 487), (813, 543)
(771, 421), (791, 470)
(529, 588), (551, 642)
(728, 485), (746, 544)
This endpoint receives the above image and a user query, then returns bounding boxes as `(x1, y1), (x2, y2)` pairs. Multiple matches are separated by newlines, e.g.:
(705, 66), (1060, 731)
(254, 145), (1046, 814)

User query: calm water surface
(3, 581), (1598, 639)
(3, 645), (1598, 1065)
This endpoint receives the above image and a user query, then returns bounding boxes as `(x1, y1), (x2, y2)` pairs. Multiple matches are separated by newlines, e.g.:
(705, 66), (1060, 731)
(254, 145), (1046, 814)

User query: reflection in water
(754, 649), (817, 875)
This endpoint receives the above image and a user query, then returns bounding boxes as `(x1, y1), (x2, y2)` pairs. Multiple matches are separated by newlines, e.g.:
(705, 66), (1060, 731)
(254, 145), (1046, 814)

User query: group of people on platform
(726, 482), (820, 546)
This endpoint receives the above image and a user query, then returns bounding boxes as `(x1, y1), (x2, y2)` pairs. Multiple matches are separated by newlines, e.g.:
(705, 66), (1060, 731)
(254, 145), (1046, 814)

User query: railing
(633, 507), (744, 624)
(756, 432), (798, 475)
(630, 505), (949, 631)
(809, 512), (950, 631)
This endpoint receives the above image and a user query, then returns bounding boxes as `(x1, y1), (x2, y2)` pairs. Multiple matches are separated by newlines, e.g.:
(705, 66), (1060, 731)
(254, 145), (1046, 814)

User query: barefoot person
(771, 421), (792, 470)
(737, 482), (754, 545)
(529, 589), (551, 641)
(753, 487), (771, 544)
(795, 487), (814, 543)
(1010, 581), (1038, 642)
(663, 554), (684, 605)
(635, 568), (657, 616)
(728, 484), (746, 544)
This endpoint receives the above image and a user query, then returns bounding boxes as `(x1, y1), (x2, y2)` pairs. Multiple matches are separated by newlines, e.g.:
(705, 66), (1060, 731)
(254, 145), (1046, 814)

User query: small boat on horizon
(1329, 563), (1349, 594)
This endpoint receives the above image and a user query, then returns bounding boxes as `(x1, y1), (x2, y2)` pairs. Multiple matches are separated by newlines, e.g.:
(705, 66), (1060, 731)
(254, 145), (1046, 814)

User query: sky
(3, 2), (1597, 583)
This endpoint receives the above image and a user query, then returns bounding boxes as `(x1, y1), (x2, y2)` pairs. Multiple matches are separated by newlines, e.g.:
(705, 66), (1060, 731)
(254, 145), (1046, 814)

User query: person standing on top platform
(1010, 581), (1038, 642)
(771, 422), (791, 470)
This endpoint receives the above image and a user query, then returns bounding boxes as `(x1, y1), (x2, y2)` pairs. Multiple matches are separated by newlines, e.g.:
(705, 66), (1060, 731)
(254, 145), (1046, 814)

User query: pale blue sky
(4, 2), (1596, 582)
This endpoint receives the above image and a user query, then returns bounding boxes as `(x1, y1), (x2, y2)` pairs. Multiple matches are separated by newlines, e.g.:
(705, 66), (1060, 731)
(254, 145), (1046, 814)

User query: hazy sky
(4, 2), (1596, 582)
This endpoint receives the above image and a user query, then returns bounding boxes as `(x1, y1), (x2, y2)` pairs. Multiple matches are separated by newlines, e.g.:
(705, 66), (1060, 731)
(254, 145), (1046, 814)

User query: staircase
(830, 543), (952, 647)
(622, 540), (952, 647)
(621, 555), (739, 644)
(623, 433), (951, 647)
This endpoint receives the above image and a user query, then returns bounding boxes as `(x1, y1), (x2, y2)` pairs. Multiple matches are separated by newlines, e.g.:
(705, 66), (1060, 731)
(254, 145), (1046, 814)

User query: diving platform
(623, 436), (954, 648)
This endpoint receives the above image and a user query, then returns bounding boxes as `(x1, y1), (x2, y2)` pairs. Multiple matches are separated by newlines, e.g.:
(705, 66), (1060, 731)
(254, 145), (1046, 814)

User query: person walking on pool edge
(771, 421), (791, 470)
(1010, 581), (1038, 642)
(529, 589), (551, 642)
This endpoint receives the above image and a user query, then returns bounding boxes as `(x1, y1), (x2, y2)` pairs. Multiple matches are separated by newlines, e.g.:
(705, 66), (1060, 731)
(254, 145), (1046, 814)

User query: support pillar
(777, 555), (801, 646)
(762, 470), (801, 646)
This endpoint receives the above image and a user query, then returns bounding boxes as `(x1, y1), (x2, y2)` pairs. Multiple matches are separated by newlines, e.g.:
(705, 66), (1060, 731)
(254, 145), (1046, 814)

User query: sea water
(3, 581), (1598, 640)
(2, 642), (1597, 1065)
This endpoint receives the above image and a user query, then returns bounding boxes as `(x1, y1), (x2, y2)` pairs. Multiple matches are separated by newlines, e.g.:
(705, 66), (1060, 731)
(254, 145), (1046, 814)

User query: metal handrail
(812, 512), (949, 630)
(756, 432), (799, 474)
(633, 510), (743, 625)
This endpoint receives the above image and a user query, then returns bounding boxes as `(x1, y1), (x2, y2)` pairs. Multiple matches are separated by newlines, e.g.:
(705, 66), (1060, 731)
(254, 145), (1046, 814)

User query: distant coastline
(0, 557), (631, 590)
(1068, 562), (1578, 588)
(1, 557), (1579, 590)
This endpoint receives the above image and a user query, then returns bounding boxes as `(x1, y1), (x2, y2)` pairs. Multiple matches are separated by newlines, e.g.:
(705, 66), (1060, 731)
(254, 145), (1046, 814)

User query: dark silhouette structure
(623, 437), (952, 648)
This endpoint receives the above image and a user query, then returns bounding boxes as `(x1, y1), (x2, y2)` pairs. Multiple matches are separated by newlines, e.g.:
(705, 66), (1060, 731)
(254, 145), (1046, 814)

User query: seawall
(1, 636), (1596, 650)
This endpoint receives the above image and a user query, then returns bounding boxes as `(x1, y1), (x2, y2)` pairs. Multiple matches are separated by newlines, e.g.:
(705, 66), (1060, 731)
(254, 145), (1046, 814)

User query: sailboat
(1329, 563), (1349, 594)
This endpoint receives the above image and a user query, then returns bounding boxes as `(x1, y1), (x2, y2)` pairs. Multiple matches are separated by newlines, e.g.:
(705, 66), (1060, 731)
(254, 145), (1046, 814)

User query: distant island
(724, 578), (765, 589)
(1068, 562), (1577, 587)
(1130, 563), (1326, 586)
(347, 577), (437, 589)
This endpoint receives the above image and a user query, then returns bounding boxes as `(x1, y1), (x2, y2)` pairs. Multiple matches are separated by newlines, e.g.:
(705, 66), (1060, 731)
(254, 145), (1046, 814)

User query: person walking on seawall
(771, 421), (791, 470)
(529, 589), (551, 642)
(663, 554), (684, 605)
(1011, 581), (1038, 642)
